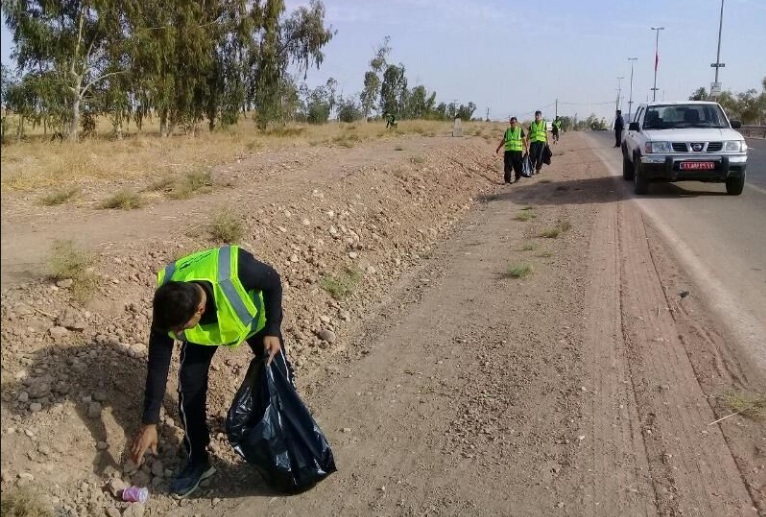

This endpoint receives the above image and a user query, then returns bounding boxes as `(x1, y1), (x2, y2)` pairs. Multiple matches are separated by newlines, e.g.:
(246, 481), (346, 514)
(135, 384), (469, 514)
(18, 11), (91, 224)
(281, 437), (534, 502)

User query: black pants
(503, 150), (523, 183)
(615, 129), (623, 147)
(529, 141), (545, 172)
(178, 331), (294, 464)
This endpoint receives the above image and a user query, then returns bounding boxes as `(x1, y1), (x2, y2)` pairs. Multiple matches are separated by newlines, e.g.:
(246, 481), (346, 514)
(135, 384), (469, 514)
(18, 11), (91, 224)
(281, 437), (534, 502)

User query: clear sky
(3, 0), (765, 120)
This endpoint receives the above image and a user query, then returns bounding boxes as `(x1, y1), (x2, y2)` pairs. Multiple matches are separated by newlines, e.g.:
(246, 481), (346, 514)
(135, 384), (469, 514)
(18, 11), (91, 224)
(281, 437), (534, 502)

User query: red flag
(655, 51), (659, 71)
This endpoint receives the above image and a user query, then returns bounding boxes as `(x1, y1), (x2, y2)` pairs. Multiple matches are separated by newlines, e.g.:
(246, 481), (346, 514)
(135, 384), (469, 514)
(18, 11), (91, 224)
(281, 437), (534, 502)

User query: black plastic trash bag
(543, 144), (553, 165)
(227, 358), (337, 492)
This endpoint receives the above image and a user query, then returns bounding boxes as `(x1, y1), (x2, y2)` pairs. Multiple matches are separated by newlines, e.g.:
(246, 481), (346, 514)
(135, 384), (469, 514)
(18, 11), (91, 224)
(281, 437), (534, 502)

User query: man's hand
(130, 424), (158, 465)
(263, 335), (282, 365)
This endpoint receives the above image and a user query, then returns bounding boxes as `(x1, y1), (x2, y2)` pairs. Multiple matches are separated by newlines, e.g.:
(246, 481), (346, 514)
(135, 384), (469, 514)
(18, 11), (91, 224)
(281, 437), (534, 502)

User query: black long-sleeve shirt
(142, 248), (282, 425)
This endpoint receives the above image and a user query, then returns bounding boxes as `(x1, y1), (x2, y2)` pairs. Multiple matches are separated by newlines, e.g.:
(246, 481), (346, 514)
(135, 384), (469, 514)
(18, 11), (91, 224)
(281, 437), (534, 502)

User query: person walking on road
(495, 116), (527, 184)
(551, 116), (562, 144)
(614, 110), (624, 148)
(130, 245), (293, 498)
(526, 111), (549, 174)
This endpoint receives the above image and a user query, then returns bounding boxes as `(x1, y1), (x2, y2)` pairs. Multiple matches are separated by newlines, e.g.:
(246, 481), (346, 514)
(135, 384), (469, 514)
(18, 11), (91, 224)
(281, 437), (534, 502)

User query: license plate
(680, 161), (715, 171)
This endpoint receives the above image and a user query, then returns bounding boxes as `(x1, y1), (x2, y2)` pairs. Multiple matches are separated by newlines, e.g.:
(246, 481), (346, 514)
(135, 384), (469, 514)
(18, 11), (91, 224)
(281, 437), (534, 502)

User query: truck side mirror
(730, 120), (742, 129)
(629, 122), (640, 131)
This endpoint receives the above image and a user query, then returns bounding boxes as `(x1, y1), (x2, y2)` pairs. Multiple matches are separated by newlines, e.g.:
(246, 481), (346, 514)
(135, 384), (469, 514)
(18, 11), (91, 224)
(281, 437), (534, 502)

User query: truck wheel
(622, 153), (634, 180)
(633, 159), (649, 195)
(725, 174), (745, 196)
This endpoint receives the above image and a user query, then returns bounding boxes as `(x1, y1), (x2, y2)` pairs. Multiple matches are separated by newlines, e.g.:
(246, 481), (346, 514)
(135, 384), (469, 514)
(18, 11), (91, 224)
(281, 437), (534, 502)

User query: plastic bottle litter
(122, 486), (149, 503)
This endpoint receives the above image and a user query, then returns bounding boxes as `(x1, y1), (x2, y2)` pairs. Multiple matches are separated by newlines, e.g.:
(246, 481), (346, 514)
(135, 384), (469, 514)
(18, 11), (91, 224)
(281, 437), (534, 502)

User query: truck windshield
(642, 104), (729, 130)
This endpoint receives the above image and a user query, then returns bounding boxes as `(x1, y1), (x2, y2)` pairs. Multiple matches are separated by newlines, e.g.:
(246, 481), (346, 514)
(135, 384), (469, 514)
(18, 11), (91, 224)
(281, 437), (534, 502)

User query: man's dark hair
(152, 281), (201, 332)
(510, 117), (517, 122)
(535, 110), (542, 116)
(617, 110), (622, 115)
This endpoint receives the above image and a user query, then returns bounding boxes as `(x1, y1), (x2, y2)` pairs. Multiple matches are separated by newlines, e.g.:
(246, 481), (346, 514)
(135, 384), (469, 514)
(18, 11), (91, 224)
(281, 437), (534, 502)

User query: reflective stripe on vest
(157, 246), (266, 346)
(530, 120), (547, 142)
(504, 127), (523, 152)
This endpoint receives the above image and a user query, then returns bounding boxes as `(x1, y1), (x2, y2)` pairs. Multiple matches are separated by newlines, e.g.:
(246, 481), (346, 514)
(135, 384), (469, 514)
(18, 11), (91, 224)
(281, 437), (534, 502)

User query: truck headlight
(645, 141), (672, 154)
(724, 140), (747, 152)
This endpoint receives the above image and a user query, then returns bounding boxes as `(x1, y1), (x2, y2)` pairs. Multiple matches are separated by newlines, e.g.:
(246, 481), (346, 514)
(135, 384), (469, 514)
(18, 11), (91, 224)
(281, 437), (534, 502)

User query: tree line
(689, 76), (766, 124)
(0, 2), (477, 143)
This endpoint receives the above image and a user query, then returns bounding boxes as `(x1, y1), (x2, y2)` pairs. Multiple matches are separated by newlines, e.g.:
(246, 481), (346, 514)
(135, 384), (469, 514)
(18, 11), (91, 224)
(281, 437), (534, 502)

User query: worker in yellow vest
(526, 110), (549, 174)
(130, 245), (292, 498)
(495, 116), (527, 183)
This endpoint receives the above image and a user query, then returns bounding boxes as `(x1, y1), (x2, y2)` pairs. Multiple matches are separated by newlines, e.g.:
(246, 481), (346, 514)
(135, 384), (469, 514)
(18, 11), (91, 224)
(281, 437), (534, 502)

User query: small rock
(339, 310), (351, 321)
(17, 392), (29, 403)
(131, 470), (150, 488)
(557, 502), (565, 508)
(129, 344), (147, 358)
(341, 427), (351, 433)
(277, 226), (287, 233)
(18, 472), (34, 481)
(49, 326), (70, 341)
(123, 460), (139, 475)
(348, 251), (359, 259)
(212, 498), (221, 506)
(578, 435), (586, 441)
(317, 329), (336, 344)
(289, 254), (299, 263)
(107, 477), (127, 498)
(97, 441), (110, 451)
(56, 278), (74, 289)
(93, 391), (107, 402)
(29, 402), (42, 413)
(24, 429), (35, 438)
(366, 266), (376, 275)
(56, 308), (86, 331)
(319, 315), (331, 324)
(122, 503), (145, 517)
(87, 402), (102, 419)
(105, 507), (121, 517)
(150, 460), (164, 478)
(680, 291), (690, 298)
(302, 218), (311, 226)
(28, 382), (51, 399)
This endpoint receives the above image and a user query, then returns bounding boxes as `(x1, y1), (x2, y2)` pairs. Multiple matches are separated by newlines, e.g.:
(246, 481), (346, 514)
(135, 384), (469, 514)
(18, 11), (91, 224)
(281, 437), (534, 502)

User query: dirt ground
(1, 132), (764, 517)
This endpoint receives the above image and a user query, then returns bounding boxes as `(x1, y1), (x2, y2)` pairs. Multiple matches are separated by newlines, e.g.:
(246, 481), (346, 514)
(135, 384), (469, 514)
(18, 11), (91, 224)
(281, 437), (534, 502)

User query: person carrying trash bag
(130, 245), (297, 498)
(526, 110), (549, 174)
(495, 116), (528, 184)
(227, 356), (336, 493)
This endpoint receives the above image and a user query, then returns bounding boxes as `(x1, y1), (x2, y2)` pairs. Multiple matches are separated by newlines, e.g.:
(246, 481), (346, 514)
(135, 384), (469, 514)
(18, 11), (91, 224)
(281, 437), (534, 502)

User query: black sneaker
(170, 457), (216, 498)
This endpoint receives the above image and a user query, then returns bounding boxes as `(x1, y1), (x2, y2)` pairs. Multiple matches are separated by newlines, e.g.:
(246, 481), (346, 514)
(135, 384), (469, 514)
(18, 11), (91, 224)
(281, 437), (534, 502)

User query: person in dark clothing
(526, 110), (549, 174)
(614, 110), (625, 147)
(495, 117), (527, 184)
(130, 246), (292, 498)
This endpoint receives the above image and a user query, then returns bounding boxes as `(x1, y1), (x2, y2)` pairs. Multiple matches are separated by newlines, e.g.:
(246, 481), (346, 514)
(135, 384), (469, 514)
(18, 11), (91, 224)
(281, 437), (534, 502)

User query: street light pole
(710, 0), (726, 98)
(651, 26), (665, 101)
(628, 58), (638, 122)
(616, 76), (624, 112)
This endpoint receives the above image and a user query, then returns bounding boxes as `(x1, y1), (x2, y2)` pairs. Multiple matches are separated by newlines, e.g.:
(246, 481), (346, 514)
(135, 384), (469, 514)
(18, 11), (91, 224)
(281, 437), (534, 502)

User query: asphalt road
(588, 131), (766, 373)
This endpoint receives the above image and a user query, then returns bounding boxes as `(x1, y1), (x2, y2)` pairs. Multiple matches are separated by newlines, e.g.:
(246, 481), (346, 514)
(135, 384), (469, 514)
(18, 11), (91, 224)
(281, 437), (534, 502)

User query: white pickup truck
(621, 101), (748, 195)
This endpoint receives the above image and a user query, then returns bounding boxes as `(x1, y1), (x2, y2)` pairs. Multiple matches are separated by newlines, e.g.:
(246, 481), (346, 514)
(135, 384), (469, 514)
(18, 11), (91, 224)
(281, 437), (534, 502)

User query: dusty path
(171, 133), (762, 516)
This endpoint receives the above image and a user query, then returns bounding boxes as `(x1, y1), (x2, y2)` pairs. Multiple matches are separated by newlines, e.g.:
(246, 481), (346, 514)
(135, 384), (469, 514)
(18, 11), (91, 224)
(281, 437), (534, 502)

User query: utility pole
(710, 0), (726, 98)
(616, 76), (624, 112)
(651, 27), (665, 101)
(628, 58), (638, 122)
(485, 107), (490, 122)
(555, 98), (558, 117)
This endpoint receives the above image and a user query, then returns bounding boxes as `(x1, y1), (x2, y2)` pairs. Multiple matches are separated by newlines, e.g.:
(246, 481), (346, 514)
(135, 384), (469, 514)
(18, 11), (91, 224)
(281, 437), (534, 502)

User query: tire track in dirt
(619, 202), (756, 516)
(579, 198), (657, 517)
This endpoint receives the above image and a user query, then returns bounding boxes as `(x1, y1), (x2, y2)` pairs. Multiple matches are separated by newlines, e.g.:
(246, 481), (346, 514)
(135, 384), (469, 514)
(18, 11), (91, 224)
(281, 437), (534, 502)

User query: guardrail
(741, 125), (766, 138)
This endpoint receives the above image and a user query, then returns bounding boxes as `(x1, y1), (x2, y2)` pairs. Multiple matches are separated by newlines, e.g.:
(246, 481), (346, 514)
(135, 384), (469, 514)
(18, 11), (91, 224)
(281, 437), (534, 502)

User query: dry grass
(505, 263), (533, 279)
(48, 240), (99, 304)
(538, 219), (572, 239)
(411, 155), (426, 164)
(514, 210), (537, 222)
(720, 391), (766, 421)
(1, 486), (53, 517)
(1, 117), (504, 191)
(209, 209), (244, 243)
(167, 168), (214, 200)
(537, 250), (554, 258)
(100, 188), (145, 209)
(321, 267), (362, 300)
(40, 187), (80, 206)
(521, 242), (537, 251)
